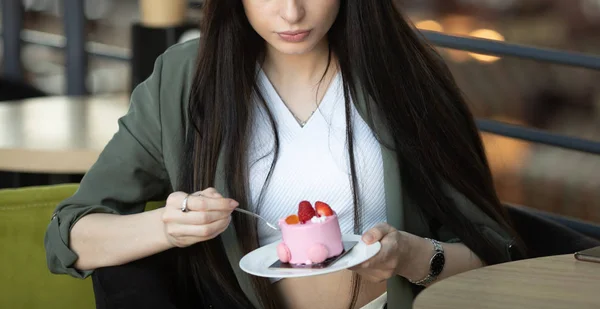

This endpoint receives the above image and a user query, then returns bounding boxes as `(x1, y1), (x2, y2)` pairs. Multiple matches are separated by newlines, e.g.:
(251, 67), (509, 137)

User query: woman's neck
(262, 38), (336, 86)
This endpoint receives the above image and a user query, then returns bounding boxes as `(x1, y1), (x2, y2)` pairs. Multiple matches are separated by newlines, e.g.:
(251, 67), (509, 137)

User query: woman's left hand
(349, 223), (412, 283)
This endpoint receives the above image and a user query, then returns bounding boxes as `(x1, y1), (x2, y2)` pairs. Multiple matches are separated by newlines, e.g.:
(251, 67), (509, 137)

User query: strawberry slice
(285, 214), (300, 225)
(315, 201), (334, 217)
(297, 201), (316, 223)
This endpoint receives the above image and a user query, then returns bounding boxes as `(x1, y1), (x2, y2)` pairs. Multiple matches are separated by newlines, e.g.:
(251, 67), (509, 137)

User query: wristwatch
(409, 238), (445, 286)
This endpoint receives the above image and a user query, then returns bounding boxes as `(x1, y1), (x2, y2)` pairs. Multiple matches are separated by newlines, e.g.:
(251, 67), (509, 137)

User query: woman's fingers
(163, 190), (236, 247)
(167, 190), (236, 211)
(164, 209), (232, 225)
(184, 194), (238, 212)
(197, 187), (223, 198)
(167, 217), (231, 239)
(362, 223), (394, 244)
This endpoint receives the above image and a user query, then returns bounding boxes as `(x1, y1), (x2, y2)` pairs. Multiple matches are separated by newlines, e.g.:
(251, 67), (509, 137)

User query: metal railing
(420, 30), (600, 155)
(1, 0), (88, 95)
(14, 29), (131, 61)
(423, 30), (600, 70)
(2, 3), (600, 154)
(1, 0), (24, 81)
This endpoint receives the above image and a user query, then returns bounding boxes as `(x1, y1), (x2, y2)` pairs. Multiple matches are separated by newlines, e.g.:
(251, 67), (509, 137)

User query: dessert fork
(234, 208), (280, 231)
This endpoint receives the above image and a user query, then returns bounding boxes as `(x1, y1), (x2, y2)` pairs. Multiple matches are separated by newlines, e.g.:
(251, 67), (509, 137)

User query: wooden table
(0, 95), (130, 174)
(414, 254), (600, 309)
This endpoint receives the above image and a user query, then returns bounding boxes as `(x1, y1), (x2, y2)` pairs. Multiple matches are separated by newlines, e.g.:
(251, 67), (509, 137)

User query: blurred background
(1, 0), (599, 222)
(1, 1), (600, 308)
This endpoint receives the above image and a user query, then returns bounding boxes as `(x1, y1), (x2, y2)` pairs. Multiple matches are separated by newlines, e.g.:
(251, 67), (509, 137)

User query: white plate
(239, 234), (381, 278)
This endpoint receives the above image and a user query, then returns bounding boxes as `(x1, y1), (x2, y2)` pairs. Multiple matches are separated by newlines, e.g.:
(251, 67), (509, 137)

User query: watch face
(430, 252), (445, 277)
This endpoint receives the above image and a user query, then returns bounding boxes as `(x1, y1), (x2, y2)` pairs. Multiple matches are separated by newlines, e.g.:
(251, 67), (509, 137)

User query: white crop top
(248, 69), (387, 248)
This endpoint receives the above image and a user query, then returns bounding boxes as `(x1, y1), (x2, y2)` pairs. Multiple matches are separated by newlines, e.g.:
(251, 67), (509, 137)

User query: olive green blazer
(44, 39), (515, 309)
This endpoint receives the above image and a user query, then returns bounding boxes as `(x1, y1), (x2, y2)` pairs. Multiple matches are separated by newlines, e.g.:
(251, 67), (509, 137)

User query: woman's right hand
(161, 187), (239, 248)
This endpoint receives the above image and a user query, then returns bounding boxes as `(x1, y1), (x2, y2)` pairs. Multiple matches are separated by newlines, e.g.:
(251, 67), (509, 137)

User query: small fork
(234, 208), (280, 231)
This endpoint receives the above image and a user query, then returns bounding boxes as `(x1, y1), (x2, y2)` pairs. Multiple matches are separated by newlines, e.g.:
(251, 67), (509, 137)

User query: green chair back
(0, 183), (165, 309)
(0, 184), (94, 308)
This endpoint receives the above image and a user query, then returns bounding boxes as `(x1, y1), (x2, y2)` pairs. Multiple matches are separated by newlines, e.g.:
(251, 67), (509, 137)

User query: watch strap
(409, 238), (445, 286)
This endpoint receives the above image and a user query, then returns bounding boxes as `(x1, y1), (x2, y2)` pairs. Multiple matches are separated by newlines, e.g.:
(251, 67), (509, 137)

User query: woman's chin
(267, 41), (323, 56)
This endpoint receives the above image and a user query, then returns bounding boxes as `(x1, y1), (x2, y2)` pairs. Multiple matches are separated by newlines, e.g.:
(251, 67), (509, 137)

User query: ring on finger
(181, 194), (191, 212)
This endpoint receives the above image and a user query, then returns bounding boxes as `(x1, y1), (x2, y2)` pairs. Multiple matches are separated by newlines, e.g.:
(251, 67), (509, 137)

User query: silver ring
(181, 194), (191, 212)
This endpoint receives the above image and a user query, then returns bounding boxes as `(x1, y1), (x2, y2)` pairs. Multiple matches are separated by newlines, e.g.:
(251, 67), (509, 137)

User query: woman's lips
(277, 30), (311, 42)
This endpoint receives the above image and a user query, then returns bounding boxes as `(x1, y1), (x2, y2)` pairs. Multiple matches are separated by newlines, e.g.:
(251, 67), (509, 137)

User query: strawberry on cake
(276, 201), (344, 265)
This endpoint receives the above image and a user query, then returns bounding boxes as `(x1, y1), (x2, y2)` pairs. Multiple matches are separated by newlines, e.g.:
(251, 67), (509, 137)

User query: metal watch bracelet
(409, 238), (445, 286)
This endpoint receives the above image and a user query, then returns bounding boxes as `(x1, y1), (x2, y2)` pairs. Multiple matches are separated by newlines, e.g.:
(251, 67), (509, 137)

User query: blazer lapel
(353, 85), (416, 308)
(351, 84), (404, 231)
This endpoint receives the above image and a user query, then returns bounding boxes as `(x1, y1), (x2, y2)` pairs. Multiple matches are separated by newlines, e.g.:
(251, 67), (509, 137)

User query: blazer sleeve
(438, 182), (518, 262)
(43, 55), (172, 279)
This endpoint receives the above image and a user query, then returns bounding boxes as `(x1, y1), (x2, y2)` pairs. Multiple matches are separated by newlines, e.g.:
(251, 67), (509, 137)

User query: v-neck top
(249, 68), (387, 248)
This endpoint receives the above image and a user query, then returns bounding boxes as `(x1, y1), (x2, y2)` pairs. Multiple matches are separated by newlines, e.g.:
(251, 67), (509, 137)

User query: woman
(44, 1), (524, 308)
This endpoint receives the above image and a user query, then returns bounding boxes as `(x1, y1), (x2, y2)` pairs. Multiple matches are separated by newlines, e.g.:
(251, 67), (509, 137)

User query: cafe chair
(532, 208), (600, 241)
(0, 183), (165, 309)
(0, 184), (95, 309)
(505, 203), (600, 259)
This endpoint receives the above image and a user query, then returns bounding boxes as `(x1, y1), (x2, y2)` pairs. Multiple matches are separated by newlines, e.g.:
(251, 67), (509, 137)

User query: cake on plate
(276, 201), (344, 265)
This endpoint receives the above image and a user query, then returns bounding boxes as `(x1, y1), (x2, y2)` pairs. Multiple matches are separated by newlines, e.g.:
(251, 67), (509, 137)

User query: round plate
(239, 234), (381, 278)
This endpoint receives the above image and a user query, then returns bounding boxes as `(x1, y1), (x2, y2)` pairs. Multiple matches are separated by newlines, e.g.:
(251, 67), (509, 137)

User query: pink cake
(276, 201), (344, 265)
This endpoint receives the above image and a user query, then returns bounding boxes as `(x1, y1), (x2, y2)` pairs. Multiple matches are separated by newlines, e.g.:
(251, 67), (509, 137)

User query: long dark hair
(176, 1), (523, 308)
